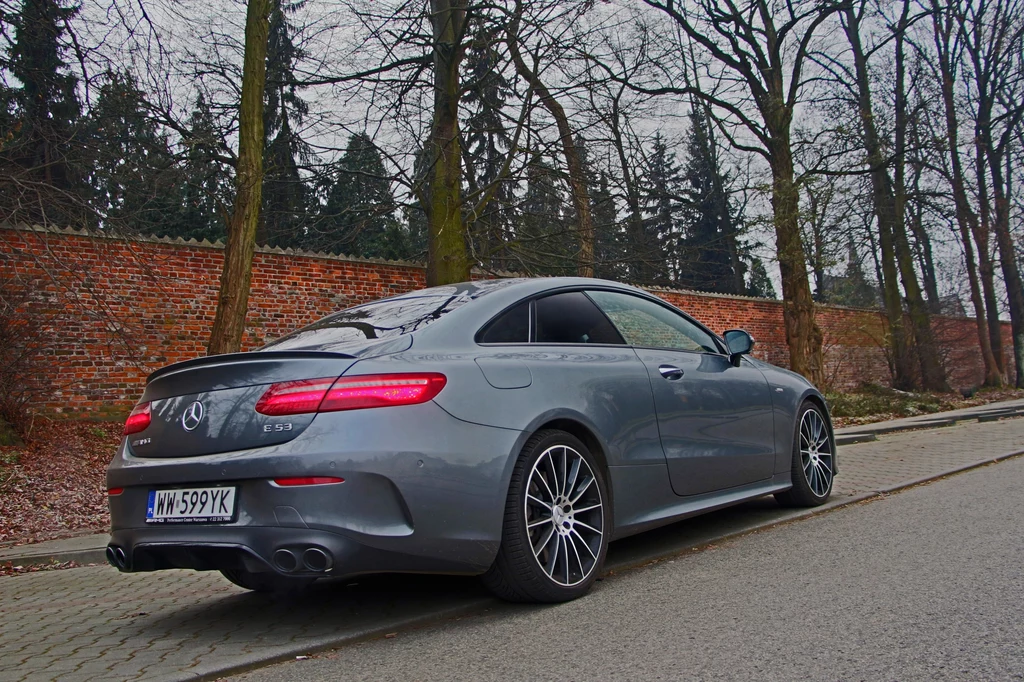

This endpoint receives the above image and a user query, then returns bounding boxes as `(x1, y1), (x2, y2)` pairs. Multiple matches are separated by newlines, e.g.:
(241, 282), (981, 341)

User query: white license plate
(146, 487), (237, 523)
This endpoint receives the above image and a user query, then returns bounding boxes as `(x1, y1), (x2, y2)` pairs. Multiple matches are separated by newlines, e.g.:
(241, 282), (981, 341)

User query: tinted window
(478, 301), (530, 343)
(534, 292), (625, 345)
(587, 290), (720, 353)
(263, 280), (523, 351)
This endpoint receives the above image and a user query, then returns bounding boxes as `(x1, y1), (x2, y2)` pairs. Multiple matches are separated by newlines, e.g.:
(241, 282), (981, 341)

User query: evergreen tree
(84, 71), (182, 235)
(396, 139), (434, 263)
(517, 156), (573, 275)
(679, 107), (746, 294)
(747, 257), (777, 299)
(258, 0), (311, 248)
(315, 133), (410, 260)
(163, 93), (230, 242)
(573, 136), (621, 280)
(461, 18), (515, 270)
(1, 0), (84, 224)
(591, 171), (621, 280)
(820, 237), (879, 308)
(640, 133), (682, 285)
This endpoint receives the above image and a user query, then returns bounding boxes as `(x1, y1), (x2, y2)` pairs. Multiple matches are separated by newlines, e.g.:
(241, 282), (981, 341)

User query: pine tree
(573, 136), (621, 280)
(517, 156), (573, 275)
(679, 108), (746, 294)
(84, 71), (182, 235)
(1, 0), (84, 223)
(258, 0), (311, 248)
(747, 257), (777, 299)
(592, 171), (621, 280)
(461, 18), (515, 270)
(640, 133), (682, 285)
(315, 133), (410, 260)
(163, 93), (230, 242)
(820, 237), (879, 308)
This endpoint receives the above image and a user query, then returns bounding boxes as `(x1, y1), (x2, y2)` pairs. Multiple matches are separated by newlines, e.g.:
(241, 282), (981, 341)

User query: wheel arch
(508, 411), (615, 521)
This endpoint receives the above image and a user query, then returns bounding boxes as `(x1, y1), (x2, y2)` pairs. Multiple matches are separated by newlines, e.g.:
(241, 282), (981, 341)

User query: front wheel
(482, 430), (610, 603)
(775, 401), (835, 507)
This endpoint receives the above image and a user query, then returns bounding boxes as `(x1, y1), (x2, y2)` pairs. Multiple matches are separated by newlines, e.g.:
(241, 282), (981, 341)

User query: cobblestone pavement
(2, 418), (1022, 682)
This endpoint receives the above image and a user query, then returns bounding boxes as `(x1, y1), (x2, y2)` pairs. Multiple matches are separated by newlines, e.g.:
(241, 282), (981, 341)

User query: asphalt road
(235, 455), (1024, 682)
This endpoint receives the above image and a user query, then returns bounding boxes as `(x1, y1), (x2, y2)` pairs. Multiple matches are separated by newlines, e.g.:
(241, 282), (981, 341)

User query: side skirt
(610, 469), (792, 541)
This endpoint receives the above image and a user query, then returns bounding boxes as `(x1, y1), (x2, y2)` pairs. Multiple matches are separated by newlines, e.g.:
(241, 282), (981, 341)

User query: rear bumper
(107, 402), (525, 577)
(107, 525), (482, 578)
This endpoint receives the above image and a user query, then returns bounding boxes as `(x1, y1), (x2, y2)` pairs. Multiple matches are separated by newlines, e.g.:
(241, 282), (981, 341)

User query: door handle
(658, 364), (684, 380)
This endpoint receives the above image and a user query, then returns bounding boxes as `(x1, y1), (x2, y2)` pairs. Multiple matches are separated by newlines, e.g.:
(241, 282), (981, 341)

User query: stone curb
(0, 547), (106, 568)
(167, 446), (1024, 682)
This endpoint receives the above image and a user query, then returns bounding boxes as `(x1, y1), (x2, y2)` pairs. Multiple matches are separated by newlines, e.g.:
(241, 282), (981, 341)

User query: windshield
(261, 279), (523, 352)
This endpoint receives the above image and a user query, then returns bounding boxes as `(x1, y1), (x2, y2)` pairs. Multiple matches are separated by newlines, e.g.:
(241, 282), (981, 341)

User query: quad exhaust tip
(273, 546), (333, 573)
(273, 549), (298, 573)
(302, 547), (332, 573)
(106, 545), (128, 570)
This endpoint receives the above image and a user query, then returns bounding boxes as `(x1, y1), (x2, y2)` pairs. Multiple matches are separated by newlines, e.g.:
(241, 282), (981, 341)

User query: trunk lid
(129, 351), (358, 459)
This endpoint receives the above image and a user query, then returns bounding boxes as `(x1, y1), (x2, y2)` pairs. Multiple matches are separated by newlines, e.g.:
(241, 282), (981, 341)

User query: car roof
(408, 277), (652, 349)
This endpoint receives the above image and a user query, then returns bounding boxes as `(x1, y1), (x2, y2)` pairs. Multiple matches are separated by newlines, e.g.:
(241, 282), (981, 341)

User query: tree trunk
(207, 0), (272, 355)
(843, 6), (915, 388)
(508, 5), (594, 277)
(891, 17), (949, 391)
(426, 0), (471, 287)
(986, 161), (1024, 387)
(974, 144), (1007, 377)
(769, 136), (824, 386)
(932, 11), (1000, 384)
(608, 94), (647, 283)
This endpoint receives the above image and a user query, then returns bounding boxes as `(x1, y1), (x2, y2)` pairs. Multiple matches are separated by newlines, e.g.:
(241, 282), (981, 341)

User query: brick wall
(0, 225), (1014, 417)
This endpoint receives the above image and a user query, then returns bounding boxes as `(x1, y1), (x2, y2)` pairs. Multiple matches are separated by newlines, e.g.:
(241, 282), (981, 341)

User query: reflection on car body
(107, 277), (835, 603)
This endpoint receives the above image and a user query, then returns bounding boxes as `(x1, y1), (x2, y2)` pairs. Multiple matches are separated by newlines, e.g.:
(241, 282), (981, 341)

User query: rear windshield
(262, 280), (522, 351)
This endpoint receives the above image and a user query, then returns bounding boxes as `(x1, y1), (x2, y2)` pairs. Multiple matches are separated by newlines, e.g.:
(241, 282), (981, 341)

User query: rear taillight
(254, 379), (336, 416)
(107, 487), (124, 496)
(123, 402), (151, 435)
(255, 373), (447, 416)
(321, 373), (447, 412)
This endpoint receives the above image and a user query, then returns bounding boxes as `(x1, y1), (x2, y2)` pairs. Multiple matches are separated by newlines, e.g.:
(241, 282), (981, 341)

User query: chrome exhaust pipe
(273, 549), (298, 573)
(302, 547), (333, 573)
(106, 545), (128, 570)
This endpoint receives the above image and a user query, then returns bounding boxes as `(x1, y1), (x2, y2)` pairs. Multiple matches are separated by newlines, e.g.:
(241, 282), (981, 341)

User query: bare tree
(613, 0), (844, 384)
(207, 0), (272, 354)
(840, 0), (948, 391)
(959, 0), (1024, 387)
(919, 0), (1002, 385)
(505, 0), (595, 277)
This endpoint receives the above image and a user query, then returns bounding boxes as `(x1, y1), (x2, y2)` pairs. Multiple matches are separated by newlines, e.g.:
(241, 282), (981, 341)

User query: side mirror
(723, 329), (755, 361)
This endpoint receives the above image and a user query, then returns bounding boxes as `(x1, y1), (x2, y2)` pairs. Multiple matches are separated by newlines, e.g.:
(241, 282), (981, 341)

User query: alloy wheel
(800, 408), (834, 497)
(524, 444), (604, 587)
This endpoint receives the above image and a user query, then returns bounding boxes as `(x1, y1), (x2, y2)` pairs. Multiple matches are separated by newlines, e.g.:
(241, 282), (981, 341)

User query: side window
(534, 292), (625, 345)
(587, 290), (720, 353)
(478, 301), (530, 343)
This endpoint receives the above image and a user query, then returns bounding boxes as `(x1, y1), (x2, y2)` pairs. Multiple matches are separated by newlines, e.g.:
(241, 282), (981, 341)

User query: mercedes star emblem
(181, 401), (205, 432)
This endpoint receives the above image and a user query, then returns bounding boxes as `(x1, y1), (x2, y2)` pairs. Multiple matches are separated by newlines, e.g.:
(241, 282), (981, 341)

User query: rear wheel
(482, 429), (609, 603)
(775, 401), (835, 507)
(220, 569), (316, 594)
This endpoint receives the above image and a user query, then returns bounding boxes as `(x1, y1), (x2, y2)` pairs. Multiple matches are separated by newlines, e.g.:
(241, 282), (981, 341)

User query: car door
(587, 290), (776, 496)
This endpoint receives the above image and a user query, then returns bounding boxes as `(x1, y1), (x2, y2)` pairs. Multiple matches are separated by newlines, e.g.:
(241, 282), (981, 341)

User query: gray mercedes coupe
(107, 277), (836, 603)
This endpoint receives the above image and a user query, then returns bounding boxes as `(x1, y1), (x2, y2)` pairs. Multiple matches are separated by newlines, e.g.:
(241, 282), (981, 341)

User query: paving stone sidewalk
(1, 417), (1022, 682)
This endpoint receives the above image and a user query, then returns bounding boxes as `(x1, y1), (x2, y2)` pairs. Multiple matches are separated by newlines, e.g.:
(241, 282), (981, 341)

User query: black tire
(775, 401), (835, 507)
(220, 569), (316, 594)
(482, 429), (610, 603)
